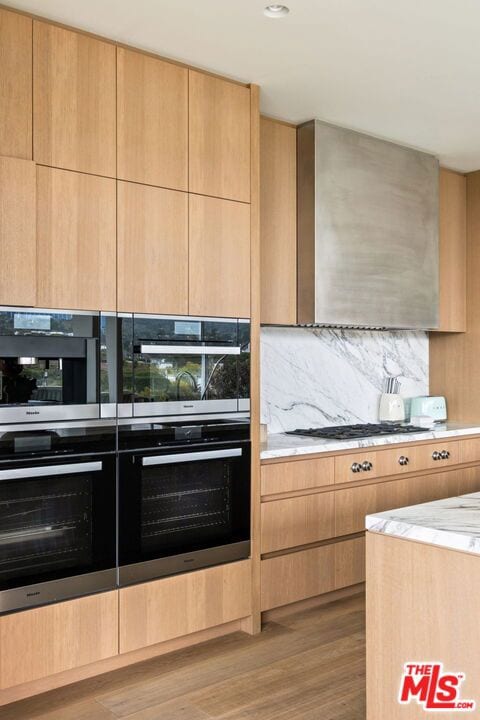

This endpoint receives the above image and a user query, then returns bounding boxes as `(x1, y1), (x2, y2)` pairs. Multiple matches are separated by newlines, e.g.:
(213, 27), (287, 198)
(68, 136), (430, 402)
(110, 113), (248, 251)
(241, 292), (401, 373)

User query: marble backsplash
(261, 326), (429, 433)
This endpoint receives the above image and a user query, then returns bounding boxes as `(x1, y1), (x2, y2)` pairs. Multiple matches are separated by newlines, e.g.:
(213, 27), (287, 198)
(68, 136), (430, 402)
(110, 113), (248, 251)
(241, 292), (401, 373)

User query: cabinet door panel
(261, 457), (334, 497)
(335, 469), (463, 537)
(0, 591), (118, 689)
(189, 71), (250, 202)
(119, 560), (251, 653)
(34, 22), (116, 177)
(37, 167), (116, 311)
(261, 491), (335, 554)
(0, 157), (36, 306)
(117, 49), (188, 190)
(189, 195), (250, 318)
(117, 182), (188, 314)
(261, 544), (335, 611)
(260, 117), (297, 324)
(0, 9), (32, 159)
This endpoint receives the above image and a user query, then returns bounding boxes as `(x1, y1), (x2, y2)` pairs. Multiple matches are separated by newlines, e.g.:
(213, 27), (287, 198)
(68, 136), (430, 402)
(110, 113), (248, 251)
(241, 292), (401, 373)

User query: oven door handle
(141, 449), (242, 466)
(0, 461), (103, 481)
(140, 344), (241, 356)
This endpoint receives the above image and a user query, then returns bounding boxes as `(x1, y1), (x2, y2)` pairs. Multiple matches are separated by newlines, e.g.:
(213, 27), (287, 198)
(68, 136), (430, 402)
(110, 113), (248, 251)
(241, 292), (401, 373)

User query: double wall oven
(0, 308), (251, 613)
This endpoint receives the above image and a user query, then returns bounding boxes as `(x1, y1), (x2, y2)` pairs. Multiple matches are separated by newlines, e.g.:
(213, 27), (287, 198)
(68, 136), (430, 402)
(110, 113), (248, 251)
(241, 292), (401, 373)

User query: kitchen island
(366, 493), (480, 718)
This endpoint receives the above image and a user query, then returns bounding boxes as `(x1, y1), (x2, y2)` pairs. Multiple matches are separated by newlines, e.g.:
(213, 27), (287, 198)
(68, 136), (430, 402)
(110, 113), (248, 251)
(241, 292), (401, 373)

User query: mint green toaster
(409, 396), (447, 422)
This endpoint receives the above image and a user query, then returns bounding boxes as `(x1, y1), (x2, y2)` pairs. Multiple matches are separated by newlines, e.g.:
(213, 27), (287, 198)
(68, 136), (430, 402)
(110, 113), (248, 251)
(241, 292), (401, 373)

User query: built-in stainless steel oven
(118, 314), (250, 419)
(118, 417), (250, 586)
(0, 307), (117, 423)
(0, 420), (116, 613)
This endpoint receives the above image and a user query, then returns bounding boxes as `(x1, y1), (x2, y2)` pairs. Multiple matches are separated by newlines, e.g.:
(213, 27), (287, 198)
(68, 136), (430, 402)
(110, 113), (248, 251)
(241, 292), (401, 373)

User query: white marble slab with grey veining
(261, 326), (428, 434)
(260, 422), (480, 460)
(366, 492), (480, 556)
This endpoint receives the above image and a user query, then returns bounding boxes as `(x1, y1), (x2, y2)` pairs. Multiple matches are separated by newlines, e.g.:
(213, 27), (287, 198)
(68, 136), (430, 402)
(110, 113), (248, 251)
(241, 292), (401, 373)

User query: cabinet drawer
(460, 437), (480, 464)
(335, 468), (465, 536)
(119, 560), (251, 653)
(261, 457), (334, 497)
(261, 543), (335, 610)
(261, 536), (365, 611)
(334, 441), (461, 484)
(335, 536), (366, 588)
(261, 492), (335, 554)
(0, 591), (118, 689)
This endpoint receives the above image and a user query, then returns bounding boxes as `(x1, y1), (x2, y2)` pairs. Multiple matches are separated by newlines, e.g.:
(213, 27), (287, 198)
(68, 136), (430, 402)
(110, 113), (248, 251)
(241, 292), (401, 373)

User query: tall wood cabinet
(0, 158), (36, 307)
(189, 70), (251, 203)
(36, 167), (116, 311)
(117, 48), (188, 190)
(189, 195), (251, 317)
(260, 117), (297, 325)
(33, 21), (116, 177)
(117, 181), (188, 314)
(0, 8), (32, 160)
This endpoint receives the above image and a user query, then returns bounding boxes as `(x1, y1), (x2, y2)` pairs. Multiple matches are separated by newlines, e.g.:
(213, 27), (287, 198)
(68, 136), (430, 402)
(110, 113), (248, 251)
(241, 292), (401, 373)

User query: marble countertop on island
(366, 492), (480, 556)
(260, 422), (480, 460)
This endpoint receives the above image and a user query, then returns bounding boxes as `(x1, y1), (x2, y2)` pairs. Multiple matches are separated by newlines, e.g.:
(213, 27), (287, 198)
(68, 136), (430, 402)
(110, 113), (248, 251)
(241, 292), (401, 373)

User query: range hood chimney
(297, 120), (439, 330)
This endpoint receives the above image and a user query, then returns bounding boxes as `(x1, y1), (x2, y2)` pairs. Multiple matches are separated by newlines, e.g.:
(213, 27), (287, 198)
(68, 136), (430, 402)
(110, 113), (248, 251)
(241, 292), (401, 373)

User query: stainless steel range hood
(297, 120), (439, 330)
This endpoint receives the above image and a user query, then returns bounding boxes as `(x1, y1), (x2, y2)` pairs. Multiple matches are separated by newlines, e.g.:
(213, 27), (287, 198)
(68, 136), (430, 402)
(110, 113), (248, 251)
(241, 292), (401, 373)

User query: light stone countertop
(260, 422), (480, 461)
(366, 492), (480, 555)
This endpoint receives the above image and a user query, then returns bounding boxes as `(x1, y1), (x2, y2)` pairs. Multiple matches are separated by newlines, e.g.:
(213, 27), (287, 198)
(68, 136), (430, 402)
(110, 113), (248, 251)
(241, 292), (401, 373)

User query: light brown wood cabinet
(117, 181), (188, 314)
(335, 466), (480, 537)
(117, 49), (188, 190)
(34, 22), (116, 177)
(189, 194), (251, 317)
(261, 456), (334, 497)
(0, 157), (36, 307)
(36, 166), (116, 311)
(0, 591), (118, 689)
(0, 9), (32, 160)
(261, 536), (365, 611)
(437, 167), (466, 332)
(189, 70), (251, 203)
(261, 491), (335, 554)
(260, 117), (297, 325)
(119, 560), (252, 653)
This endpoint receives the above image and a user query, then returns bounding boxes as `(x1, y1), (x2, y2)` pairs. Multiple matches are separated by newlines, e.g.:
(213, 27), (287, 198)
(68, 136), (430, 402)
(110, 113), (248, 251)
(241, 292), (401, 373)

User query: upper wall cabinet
(117, 49), (188, 190)
(260, 117), (297, 325)
(34, 22), (116, 177)
(0, 9), (32, 160)
(117, 181), (188, 314)
(189, 71), (251, 203)
(0, 157), (36, 307)
(36, 167), (116, 311)
(189, 195), (251, 318)
(436, 168), (467, 332)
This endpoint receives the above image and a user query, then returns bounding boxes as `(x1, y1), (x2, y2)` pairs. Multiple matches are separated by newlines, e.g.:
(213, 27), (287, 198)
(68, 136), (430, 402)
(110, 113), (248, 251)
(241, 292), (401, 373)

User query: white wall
(261, 327), (429, 434)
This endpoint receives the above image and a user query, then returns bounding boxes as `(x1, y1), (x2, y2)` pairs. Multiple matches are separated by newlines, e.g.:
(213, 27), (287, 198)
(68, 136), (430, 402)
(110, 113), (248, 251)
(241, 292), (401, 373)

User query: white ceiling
(5, 0), (480, 171)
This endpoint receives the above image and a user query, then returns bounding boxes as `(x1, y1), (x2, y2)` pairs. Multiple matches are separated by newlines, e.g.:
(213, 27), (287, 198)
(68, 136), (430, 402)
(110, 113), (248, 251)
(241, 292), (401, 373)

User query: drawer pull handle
(432, 450), (441, 461)
(361, 461), (373, 472)
(398, 455), (409, 466)
(351, 463), (362, 473)
(440, 450), (450, 460)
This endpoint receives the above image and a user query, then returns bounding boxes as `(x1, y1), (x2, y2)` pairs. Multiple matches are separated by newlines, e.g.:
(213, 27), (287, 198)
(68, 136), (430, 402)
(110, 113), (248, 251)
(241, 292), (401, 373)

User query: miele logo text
(399, 663), (475, 711)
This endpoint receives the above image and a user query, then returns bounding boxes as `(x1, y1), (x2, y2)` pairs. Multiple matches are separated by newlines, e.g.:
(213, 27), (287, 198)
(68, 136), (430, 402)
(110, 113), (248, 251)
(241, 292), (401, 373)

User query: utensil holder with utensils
(379, 377), (405, 422)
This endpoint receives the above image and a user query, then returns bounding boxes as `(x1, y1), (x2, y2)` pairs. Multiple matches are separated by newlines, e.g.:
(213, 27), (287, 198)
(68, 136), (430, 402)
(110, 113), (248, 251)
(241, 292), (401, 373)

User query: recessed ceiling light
(264, 4), (290, 18)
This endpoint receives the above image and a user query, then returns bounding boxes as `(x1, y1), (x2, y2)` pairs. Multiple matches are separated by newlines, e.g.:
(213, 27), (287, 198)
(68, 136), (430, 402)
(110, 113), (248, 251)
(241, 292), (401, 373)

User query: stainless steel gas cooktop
(286, 423), (426, 441)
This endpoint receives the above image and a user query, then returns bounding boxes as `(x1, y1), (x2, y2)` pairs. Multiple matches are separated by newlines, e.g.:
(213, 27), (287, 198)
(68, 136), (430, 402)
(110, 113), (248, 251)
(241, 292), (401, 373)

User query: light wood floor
(1, 593), (366, 720)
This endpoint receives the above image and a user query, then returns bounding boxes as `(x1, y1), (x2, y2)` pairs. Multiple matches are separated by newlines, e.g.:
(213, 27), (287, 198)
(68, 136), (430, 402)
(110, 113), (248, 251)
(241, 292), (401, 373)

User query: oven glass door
(119, 442), (250, 569)
(0, 455), (116, 593)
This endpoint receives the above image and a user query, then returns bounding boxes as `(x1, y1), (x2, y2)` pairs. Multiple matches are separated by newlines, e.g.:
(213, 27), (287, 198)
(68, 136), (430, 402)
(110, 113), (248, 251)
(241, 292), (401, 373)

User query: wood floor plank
(189, 636), (364, 718)
(2, 594), (366, 720)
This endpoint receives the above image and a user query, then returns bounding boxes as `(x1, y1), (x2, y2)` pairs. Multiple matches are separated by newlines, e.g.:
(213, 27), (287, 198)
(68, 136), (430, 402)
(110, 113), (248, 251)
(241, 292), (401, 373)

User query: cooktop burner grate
(286, 423), (427, 440)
